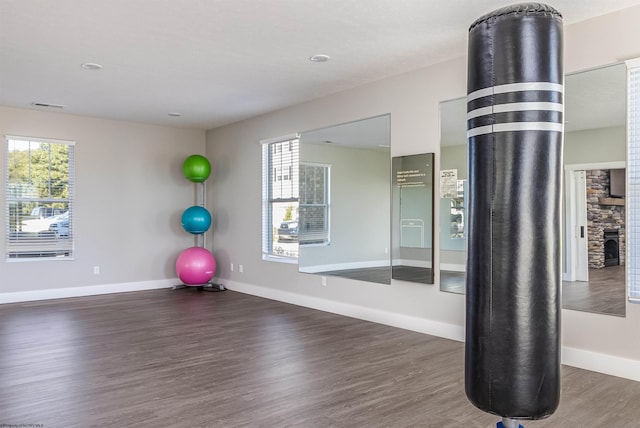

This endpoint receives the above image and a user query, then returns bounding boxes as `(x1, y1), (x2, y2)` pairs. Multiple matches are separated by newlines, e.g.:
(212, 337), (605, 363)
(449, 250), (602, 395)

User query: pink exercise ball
(176, 247), (217, 285)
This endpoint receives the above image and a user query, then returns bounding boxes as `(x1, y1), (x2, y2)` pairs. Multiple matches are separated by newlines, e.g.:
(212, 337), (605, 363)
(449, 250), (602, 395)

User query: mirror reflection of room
(391, 153), (435, 284)
(298, 115), (392, 285)
(438, 63), (627, 317)
(439, 102), (468, 294)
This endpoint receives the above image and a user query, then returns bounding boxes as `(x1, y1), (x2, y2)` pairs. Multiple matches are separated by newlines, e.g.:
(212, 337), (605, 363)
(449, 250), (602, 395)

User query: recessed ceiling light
(309, 54), (330, 63)
(81, 62), (103, 70)
(168, 112), (182, 117)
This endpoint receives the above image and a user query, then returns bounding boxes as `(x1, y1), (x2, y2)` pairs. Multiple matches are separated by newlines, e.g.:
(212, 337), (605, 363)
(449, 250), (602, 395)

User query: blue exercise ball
(181, 206), (211, 234)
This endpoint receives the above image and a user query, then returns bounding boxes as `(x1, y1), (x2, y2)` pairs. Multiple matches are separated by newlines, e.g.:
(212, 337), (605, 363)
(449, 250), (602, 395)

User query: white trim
(5, 135), (76, 146)
(392, 258), (433, 269)
(299, 259), (390, 273)
(259, 133), (300, 145)
(564, 161), (626, 172)
(0, 279), (176, 304)
(225, 279), (465, 342)
(440, 263), (465, 272)
(562, 346), (640, 382)
(563, 161), (626, 282)
(625, 57), (640, 70)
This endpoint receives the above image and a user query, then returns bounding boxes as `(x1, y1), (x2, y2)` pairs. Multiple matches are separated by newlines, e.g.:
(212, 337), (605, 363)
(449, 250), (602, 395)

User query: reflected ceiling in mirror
(298, 115), (392, 285)
(438, 63), (627, 317)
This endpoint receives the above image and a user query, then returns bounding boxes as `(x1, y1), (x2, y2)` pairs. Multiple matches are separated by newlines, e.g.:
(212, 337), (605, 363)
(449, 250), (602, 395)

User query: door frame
(564, 161), (626, 281)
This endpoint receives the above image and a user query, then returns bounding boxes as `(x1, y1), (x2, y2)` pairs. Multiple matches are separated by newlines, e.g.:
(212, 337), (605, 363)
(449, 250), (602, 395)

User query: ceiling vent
(31, 102), (65, 109)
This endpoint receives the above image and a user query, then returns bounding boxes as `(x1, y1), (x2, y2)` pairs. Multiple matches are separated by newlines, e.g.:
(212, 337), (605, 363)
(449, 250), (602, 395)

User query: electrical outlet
(230, 263), (234, 272)
(239, 264), (244, 273)
(93, 266), (100, 275)
(321, 276), (327, 286)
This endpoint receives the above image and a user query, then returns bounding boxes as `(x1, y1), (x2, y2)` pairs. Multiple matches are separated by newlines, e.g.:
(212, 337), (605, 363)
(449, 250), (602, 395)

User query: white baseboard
(392, 259), (433, 269)
(562, 346), (640, 381)
(0, 279), (177, 304)
(440, 263), (465, 272)
(225, 279), (464, 342)
(226, 279), (640, 382)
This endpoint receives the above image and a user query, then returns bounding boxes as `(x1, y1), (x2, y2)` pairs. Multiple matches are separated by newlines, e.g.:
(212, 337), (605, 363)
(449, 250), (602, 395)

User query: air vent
(31, 102), (65, 109)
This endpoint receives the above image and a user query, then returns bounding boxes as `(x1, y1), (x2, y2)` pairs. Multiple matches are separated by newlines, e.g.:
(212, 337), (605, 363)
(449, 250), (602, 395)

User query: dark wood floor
(440, 270), (466, 294)
(318, 266), (391, 284)
(562, 265), (626, 316)
(316, 266), (434, 285)
(392, 265), (433, 284)
(441, 266), (626, 317)
(2, 289), (640, 427)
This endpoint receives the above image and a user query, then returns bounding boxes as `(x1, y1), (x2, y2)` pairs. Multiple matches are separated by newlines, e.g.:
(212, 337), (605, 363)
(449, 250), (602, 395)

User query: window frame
(261, 134), (300, 262)
(5, 135), (75, 261)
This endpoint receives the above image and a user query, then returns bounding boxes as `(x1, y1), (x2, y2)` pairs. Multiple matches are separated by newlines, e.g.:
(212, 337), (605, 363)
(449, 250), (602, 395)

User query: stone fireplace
(586, 169), (625, 269)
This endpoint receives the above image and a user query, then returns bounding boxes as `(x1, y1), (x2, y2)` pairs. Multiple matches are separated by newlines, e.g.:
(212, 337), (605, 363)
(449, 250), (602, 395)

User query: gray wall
(206, 5), (640, 375)
(299, 143), (390, 270)
(565, 125), (626, 164)
(0, 106), (205, 295)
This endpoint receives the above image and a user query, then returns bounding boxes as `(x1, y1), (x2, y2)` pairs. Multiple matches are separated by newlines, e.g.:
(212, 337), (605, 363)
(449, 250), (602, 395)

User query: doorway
(564, 162), (625, 282)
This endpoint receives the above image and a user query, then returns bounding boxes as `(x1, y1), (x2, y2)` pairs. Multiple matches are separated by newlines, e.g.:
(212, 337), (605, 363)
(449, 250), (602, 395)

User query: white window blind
(261, 135), (299, 259)
(299, 163), (330, 245)
(5, 136), (75, 260)
(627, 59), (640, 302)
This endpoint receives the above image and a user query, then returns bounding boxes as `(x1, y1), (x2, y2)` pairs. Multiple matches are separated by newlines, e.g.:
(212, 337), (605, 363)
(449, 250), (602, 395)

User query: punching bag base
(497, 420), (524, 428)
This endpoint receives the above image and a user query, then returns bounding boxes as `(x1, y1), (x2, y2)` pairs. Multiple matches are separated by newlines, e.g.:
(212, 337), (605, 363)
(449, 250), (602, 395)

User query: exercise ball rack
(174, 154), (225, 292)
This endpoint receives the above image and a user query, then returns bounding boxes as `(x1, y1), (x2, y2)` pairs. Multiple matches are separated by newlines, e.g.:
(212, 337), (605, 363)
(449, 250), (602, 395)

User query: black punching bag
(465, 3), (563, 422)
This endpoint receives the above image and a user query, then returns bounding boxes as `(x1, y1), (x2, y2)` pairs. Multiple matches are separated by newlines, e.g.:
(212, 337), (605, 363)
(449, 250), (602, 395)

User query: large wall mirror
(298, 115), (392, 285)
(391, 153), (434, 284)
(298, 114), (435, 285)
(439, 63), (627, 317)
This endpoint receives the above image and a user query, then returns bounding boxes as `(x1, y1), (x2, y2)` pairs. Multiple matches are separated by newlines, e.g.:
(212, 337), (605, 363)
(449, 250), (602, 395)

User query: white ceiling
(2, 0), (640, 130)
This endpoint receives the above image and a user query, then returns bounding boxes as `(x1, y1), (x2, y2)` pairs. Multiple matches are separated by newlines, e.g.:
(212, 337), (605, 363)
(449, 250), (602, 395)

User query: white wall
(565, 125), (626, 164)
(0, 106), (205, 301)
(299, 143), (390, 271)
(206, 5), (640, 380)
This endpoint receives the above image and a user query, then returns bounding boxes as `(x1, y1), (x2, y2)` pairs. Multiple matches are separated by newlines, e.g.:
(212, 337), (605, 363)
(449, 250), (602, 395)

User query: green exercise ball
(182, 154), (211, 182)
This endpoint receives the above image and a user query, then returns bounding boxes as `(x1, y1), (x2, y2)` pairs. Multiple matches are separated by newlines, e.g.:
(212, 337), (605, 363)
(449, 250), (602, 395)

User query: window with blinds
(262, 135), (299, 259)
(5, 136), (75, 260)
(299, 163), (330, 245)
(627, 59), (640, 302)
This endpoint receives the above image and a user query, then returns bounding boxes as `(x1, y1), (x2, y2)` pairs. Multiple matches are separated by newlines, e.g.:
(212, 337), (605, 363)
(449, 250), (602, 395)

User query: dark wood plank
(1, 289), (639, 427)
(442, 265), (626, 317)
(562, 265), (626, 316)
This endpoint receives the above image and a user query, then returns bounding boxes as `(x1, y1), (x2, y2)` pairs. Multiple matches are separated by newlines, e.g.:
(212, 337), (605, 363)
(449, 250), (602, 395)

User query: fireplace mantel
(598, 197), (625, 206)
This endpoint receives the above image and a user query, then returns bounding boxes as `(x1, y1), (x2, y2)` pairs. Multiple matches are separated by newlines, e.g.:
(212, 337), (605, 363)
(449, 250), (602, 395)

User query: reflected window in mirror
(450, 180), (467, 240)
(261, 134), (300, 261)
(627, 58), (640, 303)
(299, 163), (330, 246)
(298, 115), (393, 285)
